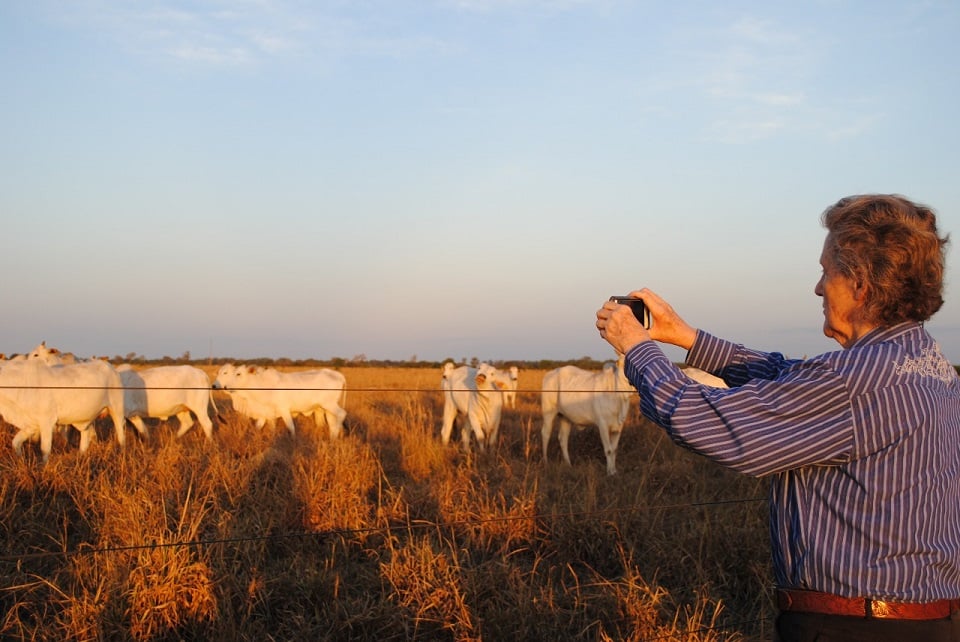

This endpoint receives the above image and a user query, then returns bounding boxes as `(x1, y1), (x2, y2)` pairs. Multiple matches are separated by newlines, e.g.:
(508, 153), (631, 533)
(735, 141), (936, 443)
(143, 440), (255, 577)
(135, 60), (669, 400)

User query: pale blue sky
(2, 1), (959, 363)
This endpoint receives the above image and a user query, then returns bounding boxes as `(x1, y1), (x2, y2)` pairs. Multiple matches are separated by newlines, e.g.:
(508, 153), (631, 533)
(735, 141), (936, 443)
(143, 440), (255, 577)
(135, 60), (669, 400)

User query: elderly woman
(596, 194), (960, 641)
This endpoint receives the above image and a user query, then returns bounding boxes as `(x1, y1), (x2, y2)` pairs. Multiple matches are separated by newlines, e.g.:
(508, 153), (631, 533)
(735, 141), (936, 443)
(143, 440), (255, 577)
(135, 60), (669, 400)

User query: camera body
(609, 296), (651, 329)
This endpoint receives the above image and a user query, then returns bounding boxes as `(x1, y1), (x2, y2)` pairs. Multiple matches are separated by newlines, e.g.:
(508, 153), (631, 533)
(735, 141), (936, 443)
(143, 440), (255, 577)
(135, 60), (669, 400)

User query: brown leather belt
(776, 588), (960, 620)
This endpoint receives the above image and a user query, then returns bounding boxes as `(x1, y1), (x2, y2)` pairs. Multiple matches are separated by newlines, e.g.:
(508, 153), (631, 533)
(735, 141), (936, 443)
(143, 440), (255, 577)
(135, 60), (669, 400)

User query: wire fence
(0, 495), (772, 639)
(0, 377), (772, 639)
(0, 497), (766, 565)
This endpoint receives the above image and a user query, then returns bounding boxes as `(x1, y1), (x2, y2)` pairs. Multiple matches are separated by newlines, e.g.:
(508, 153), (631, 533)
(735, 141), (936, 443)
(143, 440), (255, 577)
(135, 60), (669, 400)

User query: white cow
(440, 362), (506, 450)
(211, 364), (347, 438)
(540, 354), (634, 475)
(501, 366), (520, 409)
(0, 359), (127, 462)
(117, 365), (217, 440)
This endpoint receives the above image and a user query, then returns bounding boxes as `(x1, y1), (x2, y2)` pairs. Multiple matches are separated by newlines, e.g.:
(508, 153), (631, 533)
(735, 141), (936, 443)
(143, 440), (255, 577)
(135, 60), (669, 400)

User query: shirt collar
(846, 321), (924, 349)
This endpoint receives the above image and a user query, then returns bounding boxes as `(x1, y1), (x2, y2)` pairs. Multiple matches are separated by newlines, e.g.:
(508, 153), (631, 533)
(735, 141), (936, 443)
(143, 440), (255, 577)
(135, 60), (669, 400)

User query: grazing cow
(501, 366), (520, 409)
(211, 364), (347, 438)
(440, 362), (506, 450)
(540, 354), (634, 475)
(117, 365), (217, 440)
(0, 359), (127, 462)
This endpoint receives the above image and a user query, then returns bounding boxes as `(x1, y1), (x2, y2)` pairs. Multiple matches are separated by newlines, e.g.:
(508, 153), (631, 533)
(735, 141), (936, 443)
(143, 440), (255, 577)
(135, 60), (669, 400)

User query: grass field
(0, 365), (774, 641)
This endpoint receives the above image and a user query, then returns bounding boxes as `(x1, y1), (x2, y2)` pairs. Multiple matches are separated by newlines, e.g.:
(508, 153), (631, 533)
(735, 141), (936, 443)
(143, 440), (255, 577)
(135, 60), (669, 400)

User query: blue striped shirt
(623, 322), (960, 601)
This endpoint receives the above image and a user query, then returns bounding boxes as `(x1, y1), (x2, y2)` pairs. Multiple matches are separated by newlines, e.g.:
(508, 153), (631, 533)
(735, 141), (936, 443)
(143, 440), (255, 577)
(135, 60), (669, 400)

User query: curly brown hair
(821, 194), (950, 326)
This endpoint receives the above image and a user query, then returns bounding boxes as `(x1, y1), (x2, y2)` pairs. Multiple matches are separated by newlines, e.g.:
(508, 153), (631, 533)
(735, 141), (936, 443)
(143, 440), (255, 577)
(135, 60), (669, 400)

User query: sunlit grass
(0, 366), (773, 640)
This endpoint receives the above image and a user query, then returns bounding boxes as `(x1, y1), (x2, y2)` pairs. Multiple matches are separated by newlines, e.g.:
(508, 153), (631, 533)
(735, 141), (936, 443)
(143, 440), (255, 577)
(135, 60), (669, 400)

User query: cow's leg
(460, 417), (471, 452)
(558, 417), (573, 466)
(280, 411), (296, 437)
(441, 398), (458, 445)
(467, 407), (487, 452)
(324, 406), (346, 440)
(606, 427), (623, 476)
(40, 423), (54, 463)
(596, 422), (618, 475)
(486, 408), (502, 448)
(128, 415), (148, 437)
(76, 422), (95, 452)
(541, 409), (557, 464)
(462, 415), (480, 452)
(195, 409), (215, 441)
(486, 422), (498, 447)
(12, 428), (34, 457)
(112, 411), (127, 448)
(174, 411), (196, 438)
(313, 410), (328, 429)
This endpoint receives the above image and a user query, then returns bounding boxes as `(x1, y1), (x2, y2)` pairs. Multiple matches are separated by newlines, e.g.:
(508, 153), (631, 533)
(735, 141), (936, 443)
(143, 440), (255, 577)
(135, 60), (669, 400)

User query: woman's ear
(853, 278), (869, 302)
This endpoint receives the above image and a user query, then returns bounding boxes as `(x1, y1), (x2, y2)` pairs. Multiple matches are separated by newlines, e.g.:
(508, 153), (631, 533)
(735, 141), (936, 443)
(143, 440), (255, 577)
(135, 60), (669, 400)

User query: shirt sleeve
(623, 336), (855, 477)
(686, 329), (803, 386)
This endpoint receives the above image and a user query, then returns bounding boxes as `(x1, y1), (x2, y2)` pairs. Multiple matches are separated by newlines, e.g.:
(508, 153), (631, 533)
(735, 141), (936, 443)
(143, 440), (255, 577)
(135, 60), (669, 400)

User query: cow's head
(28, 341), (64, 365)
(475, 363), (500, 389)
(441, 362), (455, 379)
(212, 364), (239, 389)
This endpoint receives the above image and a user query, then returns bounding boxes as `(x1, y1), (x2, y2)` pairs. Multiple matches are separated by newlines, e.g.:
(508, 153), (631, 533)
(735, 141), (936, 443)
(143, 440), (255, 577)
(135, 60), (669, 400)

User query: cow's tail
(208, 388), (224, 423)
(107, 377), (128, 445)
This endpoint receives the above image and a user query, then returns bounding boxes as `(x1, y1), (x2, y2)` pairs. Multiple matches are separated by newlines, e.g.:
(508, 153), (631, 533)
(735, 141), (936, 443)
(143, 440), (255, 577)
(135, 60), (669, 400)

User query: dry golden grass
(0, 366), (773, 641)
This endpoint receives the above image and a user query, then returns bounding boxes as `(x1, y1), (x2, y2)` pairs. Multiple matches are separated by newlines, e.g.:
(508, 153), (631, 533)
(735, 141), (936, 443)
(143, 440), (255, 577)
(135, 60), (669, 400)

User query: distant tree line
(110, 353), (616, 371)
(110, 353), (960, 377)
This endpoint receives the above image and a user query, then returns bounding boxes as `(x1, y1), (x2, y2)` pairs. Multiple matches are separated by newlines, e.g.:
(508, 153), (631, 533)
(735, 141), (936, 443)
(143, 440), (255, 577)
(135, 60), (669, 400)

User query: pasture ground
(1, 366), (773, 641)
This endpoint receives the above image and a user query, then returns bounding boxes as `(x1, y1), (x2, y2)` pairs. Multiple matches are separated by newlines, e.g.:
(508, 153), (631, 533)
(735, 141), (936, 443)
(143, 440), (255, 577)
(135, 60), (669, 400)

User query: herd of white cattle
(0, 342), (726, 473)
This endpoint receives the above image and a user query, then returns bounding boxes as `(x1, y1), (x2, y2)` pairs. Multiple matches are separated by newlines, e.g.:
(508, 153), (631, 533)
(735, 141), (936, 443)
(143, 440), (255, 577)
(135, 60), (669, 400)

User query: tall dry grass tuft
(0, 367), (772, 640)
(380, 535), (479, 640)
(430, 467), (540, 553)
(125, 545), (218, 640)
(298, 436), (380, 536)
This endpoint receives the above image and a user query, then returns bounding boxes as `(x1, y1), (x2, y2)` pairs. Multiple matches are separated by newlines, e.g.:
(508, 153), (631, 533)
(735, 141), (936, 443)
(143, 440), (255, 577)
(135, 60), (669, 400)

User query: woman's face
(814, 237), (865, 348)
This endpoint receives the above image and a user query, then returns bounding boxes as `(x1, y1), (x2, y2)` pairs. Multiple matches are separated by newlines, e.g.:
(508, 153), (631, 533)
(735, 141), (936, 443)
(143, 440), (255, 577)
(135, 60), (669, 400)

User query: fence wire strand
(0, 381), (764, 564)
(0, 497), (765, 565)
(0, 377), (771, 640)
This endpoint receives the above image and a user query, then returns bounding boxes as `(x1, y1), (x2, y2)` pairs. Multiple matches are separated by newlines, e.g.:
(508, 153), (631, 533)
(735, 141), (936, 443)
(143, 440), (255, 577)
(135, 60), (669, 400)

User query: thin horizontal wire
(0, 497), (765, 565)
(640, 618), (770, 642)
(0, 385), (635, 393)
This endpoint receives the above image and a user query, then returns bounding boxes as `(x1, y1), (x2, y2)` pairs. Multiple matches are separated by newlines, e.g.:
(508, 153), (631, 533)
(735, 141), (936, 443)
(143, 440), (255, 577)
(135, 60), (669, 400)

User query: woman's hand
(636, 288), (698, 350)
(596, 299), (650, 354)
(597, 288), (698, 353)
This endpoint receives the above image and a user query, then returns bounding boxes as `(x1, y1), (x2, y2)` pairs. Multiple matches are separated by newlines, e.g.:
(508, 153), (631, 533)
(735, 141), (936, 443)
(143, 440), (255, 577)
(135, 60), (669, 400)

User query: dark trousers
(775, 609), (960, 642)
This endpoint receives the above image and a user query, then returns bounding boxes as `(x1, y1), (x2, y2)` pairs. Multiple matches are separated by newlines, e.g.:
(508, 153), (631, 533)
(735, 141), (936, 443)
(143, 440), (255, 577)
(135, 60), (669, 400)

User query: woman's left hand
(596, 300), (650, 354)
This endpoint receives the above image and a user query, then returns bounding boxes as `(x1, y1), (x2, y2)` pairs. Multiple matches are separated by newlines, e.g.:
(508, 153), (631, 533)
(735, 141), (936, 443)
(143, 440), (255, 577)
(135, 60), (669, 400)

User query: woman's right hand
(630, 288), (698, 351)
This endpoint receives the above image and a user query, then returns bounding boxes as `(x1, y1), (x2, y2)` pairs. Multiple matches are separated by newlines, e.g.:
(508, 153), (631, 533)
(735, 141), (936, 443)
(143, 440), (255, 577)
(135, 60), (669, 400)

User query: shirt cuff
(623, 341), (673, 386)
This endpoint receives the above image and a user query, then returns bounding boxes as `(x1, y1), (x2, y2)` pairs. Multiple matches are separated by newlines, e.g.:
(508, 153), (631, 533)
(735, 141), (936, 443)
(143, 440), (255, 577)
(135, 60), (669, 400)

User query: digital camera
(609, 296), (651, 329)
